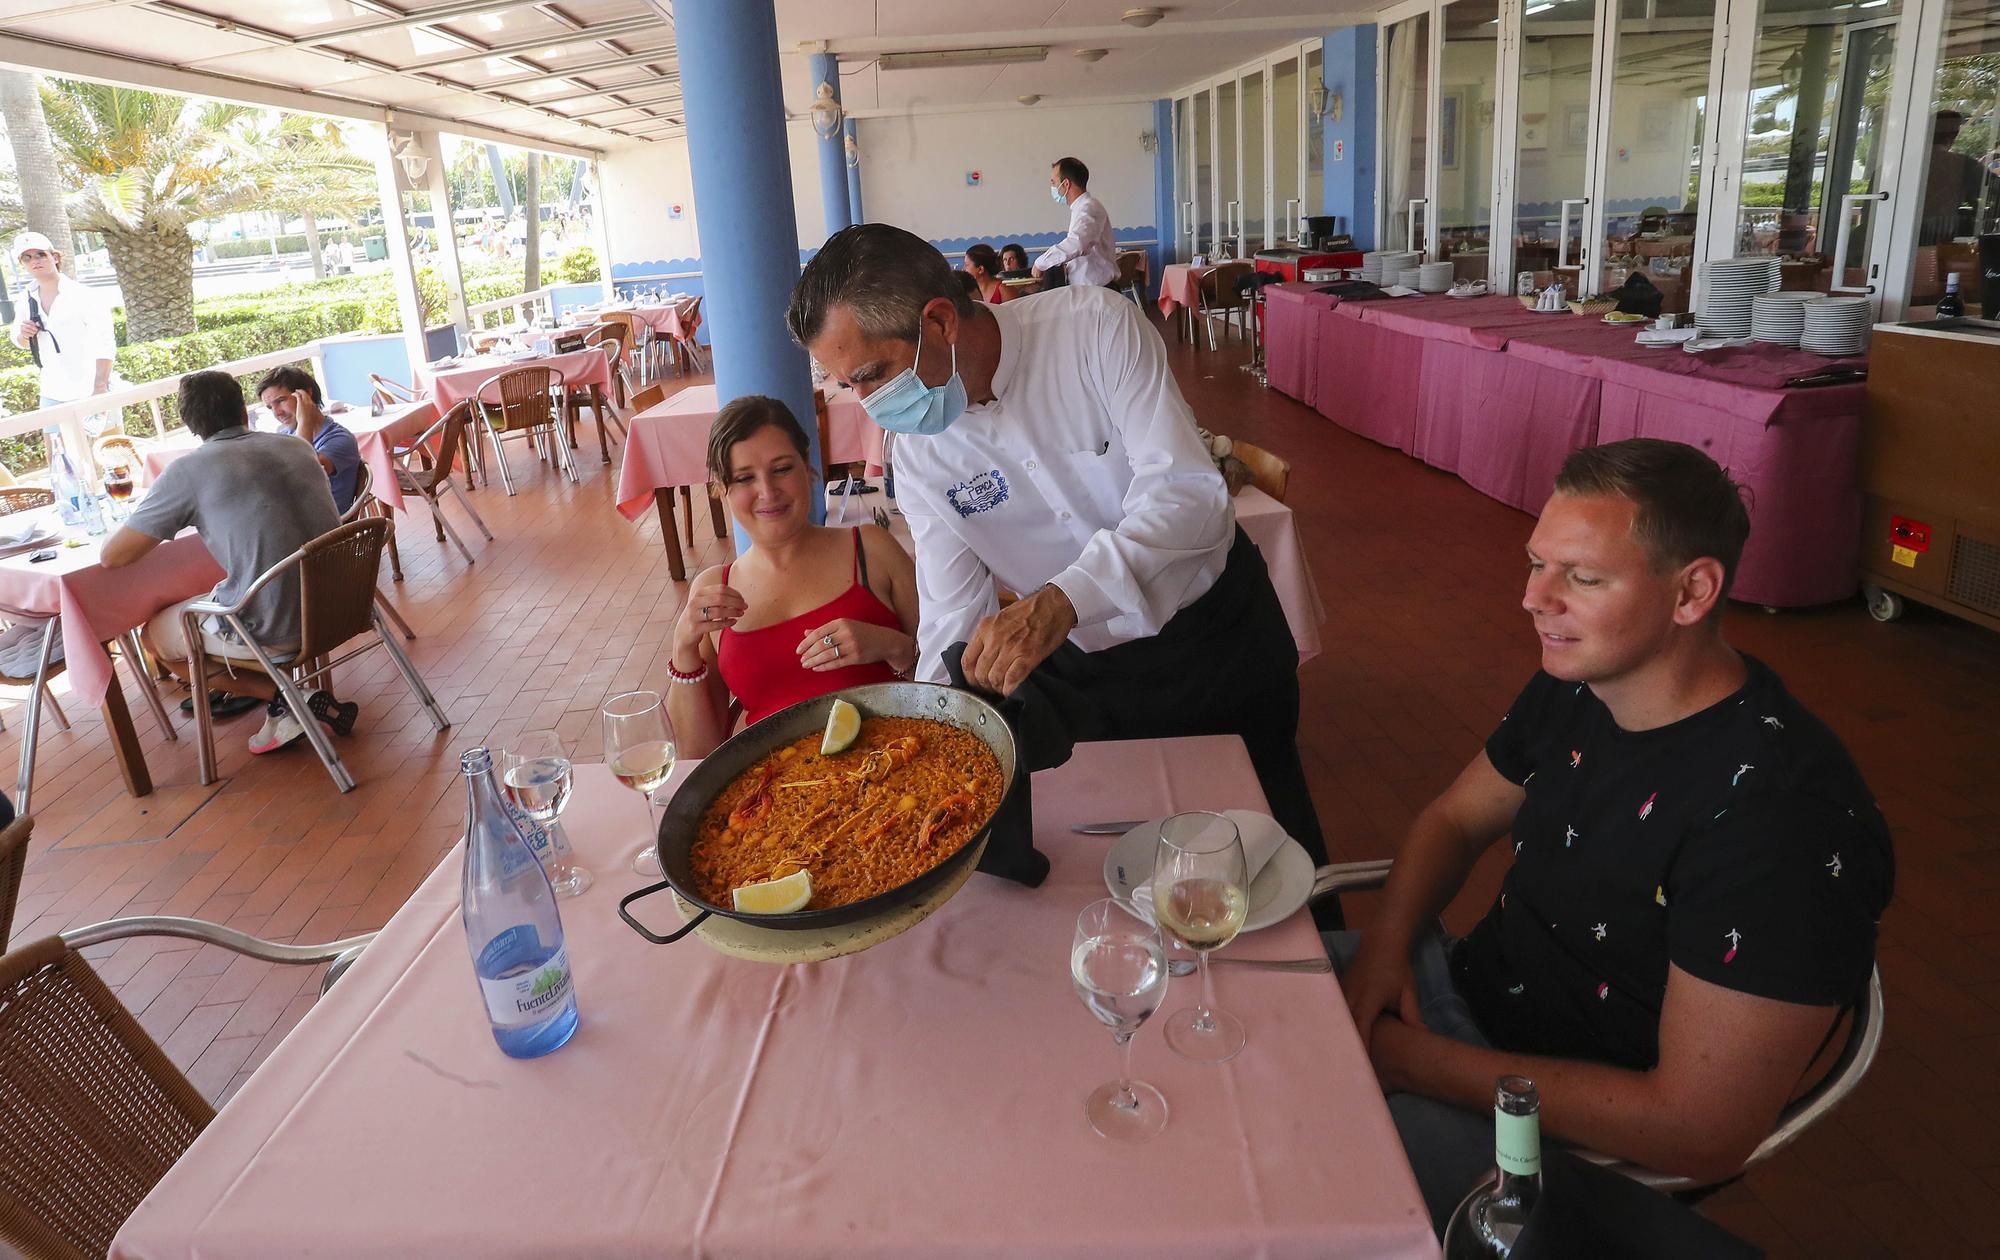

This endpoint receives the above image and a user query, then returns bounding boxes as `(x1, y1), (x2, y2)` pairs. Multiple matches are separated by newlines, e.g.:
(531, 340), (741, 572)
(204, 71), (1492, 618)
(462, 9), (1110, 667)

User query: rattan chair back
(629, 383), (668, 413)
(486, 366), (560, 435)
(1116, 251), (1146, 288)
(1230, 440), (1291, 503)
(430, 401), (475, 485)
(585, 322), (629, 355)
(1201, 262), (1255, 311)
(0, 935), (215, 1260)
(0, 815), (31, 950)
(339, 461), (374, 524)
(0, 488), (55, 516)
(296, 518), (392, 662)
(92, 435), (144, 478)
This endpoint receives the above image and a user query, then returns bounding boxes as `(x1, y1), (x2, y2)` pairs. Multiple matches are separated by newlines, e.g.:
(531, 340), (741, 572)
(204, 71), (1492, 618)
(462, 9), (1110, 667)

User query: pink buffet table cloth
(421, 348), (614, 413)
(614, 383), (882, 521)
(112, 739), (1438, 1260)
(0, 517), (222, 706)
(1262, 284), (1337, 406)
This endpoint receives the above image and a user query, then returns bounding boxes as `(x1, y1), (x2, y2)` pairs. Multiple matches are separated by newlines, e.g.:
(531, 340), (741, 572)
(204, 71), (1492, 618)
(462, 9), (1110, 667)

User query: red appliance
(1253, 250), (1363, 282)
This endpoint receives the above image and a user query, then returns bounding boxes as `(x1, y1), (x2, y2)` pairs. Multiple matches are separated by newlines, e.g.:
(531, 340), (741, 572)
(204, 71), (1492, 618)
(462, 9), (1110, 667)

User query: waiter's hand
(13, 318), (40, 347)
(961, 585), (1076, 696)
(1030, 266), (1044, 280)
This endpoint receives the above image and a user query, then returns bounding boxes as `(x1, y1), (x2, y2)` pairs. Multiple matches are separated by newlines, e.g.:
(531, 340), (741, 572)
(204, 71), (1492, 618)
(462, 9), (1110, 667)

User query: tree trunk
(0, 70), (78, 274)
(103, 225), (196, 341)
(523, 153), (541, 292)
(303, 212), (324, 280)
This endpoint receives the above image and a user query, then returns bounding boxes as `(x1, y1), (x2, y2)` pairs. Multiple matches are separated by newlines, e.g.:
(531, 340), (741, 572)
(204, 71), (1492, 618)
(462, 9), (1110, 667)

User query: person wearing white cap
(9, 231), (116, 411)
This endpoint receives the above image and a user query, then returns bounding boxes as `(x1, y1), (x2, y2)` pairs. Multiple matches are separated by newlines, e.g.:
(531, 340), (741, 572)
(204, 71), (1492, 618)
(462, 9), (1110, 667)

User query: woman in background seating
(999, 243), (1030, 274)
(964, 244), (1010, 305)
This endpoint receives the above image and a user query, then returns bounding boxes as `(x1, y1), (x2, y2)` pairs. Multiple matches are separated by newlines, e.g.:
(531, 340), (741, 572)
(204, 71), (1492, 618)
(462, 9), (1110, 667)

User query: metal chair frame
(0, 814), (31, 949)
(1309, 859), (1886, 1194)
(1198, 261), (1256, 351)
(473, 365), (575, 495)
(392, 402), (494, 568)
(180, 518), (450, 792)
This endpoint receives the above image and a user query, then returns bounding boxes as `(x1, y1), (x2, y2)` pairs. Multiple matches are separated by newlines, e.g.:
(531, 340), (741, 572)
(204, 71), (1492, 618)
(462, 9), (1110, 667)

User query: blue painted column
(1324, 26), (1379, 251)
(844, 118), (865, 224)
(809, 52), (853, 239)
(1152, 99), (1175, 294)
(678, 0), (823, 533)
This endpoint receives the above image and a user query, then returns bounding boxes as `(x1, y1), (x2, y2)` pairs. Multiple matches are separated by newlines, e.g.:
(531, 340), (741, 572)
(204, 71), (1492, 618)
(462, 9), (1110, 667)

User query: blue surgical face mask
(859, 323), (967, 436)
(1050, 184), (1065, 203)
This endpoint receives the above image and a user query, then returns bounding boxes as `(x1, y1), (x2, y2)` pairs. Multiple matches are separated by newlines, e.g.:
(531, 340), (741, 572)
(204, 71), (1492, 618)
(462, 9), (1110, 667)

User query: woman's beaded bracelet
(666, 658), (708, 686)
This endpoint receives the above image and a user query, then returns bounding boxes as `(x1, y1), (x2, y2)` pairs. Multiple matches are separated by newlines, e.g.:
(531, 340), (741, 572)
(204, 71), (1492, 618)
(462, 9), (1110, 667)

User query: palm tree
(233, 114), (376, 281)
(0, 70), (77, 271)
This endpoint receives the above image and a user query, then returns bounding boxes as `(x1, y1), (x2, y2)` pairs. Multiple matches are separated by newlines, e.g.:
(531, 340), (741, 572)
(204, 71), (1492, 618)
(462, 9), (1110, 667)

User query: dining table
(1156, 262), (1217, 341)
(111, 735), (1438, 1259)
(140, 401), (440, 515)
(0, 510), (223, 798)
(613, 382), (882, 581)
(420, 348), (616, 418)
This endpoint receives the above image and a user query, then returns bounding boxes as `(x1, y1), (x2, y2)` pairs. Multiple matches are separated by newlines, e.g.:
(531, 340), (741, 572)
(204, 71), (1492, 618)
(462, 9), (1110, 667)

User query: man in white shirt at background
(9, 232), (115, 412)
(1033, 157), (1120, 289)
(791, 224), (1325, 889)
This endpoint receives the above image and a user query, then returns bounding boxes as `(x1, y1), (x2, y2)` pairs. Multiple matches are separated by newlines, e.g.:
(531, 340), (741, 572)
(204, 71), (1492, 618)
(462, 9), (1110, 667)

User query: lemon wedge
(820, 698), (861, 756)
(731, 868), (812, 914)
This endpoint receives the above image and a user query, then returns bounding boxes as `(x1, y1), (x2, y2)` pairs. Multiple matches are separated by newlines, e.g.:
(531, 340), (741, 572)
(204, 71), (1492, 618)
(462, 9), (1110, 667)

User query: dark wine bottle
(1442, 1076), (1542, 1258)
(1937, 274), (1965, 319)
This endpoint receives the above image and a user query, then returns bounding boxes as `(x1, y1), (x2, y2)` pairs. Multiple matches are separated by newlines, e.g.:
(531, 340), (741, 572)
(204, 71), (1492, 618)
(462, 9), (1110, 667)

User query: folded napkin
(0, 518), (42, 549)
(1130, 810), (1289, 924)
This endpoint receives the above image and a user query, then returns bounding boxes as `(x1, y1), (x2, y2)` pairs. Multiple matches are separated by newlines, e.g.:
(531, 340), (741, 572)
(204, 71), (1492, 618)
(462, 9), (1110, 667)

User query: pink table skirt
(422, 349), (614, 413)
(1157, 263), (1214, 316)
(615, 384), (882, 521)
(0, 526), (222, 707)
(630, 301), (698, 341)
(1262, 285), (1335, 407)
(1315, 304), (1421, 453)
(112, 740), (1436, 1260)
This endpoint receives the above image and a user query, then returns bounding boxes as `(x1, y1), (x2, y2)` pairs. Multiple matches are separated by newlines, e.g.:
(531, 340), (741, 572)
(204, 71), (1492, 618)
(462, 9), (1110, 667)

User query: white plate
(1101, 817), (1317, 934)
(0, 523), (63, 557)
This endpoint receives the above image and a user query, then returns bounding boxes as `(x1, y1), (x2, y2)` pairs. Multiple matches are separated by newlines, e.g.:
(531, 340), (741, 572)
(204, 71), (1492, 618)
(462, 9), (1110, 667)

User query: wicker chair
(91, 434), (147, 483)
(1229, 439), (1291, 503)
(392, 401), (493, 568)
(0, 487), (55, 516)
(1115, 250), (1148, 305)
(671, 297), (708, 375)
(330, 463), (416, 645)
(1198, 261), (1256, 350)
(473, 365), (573, 495)
(1309, 860), (1885, 1195)
(179, 518), (450, 792)
(0, 915), (376, 1260)
(0, 814), (30, 949)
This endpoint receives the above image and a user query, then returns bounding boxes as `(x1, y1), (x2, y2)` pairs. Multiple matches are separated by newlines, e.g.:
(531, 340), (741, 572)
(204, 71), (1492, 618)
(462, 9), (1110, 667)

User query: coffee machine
(1299, 215), (1351, 252)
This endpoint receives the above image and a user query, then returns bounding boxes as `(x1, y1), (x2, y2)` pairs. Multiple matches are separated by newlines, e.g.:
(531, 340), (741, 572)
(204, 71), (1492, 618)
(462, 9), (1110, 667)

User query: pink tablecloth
(421, 348), (614, 413)
(112, 740), (1437, 1260)
(629, 300), (698, 342)
(136, 403), (439, 516)
(1157, 263), (1215, 317)
(614, 383), (883, 521)
(1262, 284), (1337, 406)
(0, 520), (222, 706)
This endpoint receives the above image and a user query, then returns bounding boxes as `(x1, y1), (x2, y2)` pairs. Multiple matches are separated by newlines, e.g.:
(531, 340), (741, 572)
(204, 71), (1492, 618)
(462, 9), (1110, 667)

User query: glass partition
(1384, 13), (1433, 251)
(1244, 68), (1268, 248)
(1218, 80), (1239, 255)
(1196, 88), (1214, 256)
(1174, 97), (1192, 262)
(1513, 0), (1597, 283)
(1274, 54), (1302, 240)
(1307, 45), (1327, 222)
(1439, 0), (1502, 277)
(1901, 0), (2000, 314)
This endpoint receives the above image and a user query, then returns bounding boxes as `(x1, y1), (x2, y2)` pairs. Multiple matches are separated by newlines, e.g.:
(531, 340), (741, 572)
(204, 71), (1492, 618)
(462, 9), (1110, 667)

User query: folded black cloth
(1610, 272), (1665, 318)
(1316, 280), (1390, 301)
(1508, 1150), (1762, 1260)
(943, 641), (1049, 889)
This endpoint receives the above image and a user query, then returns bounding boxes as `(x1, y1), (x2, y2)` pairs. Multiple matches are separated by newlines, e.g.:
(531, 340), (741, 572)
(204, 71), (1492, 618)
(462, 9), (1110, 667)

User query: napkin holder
(552, 331), (588, 353)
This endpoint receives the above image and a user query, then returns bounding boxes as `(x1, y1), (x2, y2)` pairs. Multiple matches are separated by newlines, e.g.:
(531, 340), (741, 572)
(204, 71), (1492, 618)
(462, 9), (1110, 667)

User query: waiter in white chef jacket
(1032, 157), (1119, 288)
(790, 224), (1325, 889)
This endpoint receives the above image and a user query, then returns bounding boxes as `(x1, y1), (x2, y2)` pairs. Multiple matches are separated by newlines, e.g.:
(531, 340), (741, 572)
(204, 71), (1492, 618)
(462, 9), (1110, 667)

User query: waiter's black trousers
(950, 528), (1326, 884)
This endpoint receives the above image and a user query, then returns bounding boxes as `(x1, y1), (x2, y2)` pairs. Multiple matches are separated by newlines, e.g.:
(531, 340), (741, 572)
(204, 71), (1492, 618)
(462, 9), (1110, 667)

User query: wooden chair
(0, 487), (55, 516)
(628, 382), (668, 414)
(1198, 261), (1256, 350)
(672, 297), (708, 375)
(473, 365), (573, 495)
(1115, 250), (1148, 305)
(91, 433), (147, 483)
(0, 918), (375, 1259)
(177, 518), (449, 792)
(1229, 439), (1291, 503)
(392, 402), (493, 568)
(0, 814), (30, 949)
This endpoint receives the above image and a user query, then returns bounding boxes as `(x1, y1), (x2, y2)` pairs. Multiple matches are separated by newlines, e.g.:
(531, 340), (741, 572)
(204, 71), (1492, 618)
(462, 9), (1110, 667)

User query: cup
(1653, 315), (1677, 331)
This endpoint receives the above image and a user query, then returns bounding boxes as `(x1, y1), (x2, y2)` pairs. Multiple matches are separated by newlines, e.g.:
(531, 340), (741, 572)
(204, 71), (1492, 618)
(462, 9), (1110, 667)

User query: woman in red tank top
(665, 395), (918, 757)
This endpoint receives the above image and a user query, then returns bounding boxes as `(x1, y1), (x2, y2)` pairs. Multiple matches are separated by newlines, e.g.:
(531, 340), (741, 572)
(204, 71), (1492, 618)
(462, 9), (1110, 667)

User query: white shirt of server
(1033, 192), (1119, 287)
(19, 273), (115, 403)
(894, 286), (1236, 682)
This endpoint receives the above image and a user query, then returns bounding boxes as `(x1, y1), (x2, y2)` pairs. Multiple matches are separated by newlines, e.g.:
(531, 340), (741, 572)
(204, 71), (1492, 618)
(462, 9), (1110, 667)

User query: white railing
(466, 286), (554, 329)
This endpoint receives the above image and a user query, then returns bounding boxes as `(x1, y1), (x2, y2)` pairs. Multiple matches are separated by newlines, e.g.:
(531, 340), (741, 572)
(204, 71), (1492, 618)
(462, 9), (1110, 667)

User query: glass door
(1274, 52), (1303, 241)
(1886, 0), (1999, 316)
(1512, 0), (1601, 288)
(1383, 10), (1434, 251)
(1195, 87), (1215, 259)
(1439, 0), (1504, 282)
(1243, 67), (1269, 250)
(1174, 96), (1194, 262)
(1217, 79), (1240, 256)
(1306, 43), (1328, 228)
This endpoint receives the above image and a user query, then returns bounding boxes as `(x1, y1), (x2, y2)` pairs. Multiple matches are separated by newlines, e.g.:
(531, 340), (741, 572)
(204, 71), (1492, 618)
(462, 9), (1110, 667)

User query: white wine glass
(1071, 898), (1170, 1142)
(500, 730), (590, 898)
(1152, 811), (1249, 1063)
(602, 691), (677, 877)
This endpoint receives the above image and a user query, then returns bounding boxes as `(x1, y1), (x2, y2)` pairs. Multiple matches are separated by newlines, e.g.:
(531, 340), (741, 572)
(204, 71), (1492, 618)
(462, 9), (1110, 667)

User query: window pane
(1514, 0), (1597, 284)
(1901, 0), (2000, 314)
(1385, 13), (1432, 251)
(1440, 0), (1502, 274)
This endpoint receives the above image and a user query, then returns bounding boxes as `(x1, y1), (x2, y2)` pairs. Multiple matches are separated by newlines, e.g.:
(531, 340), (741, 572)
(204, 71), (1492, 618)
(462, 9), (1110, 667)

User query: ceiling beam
(394, 15), (662, 72)
(808, 16), (1343, 57)
(294, 0), (554, 48)
(563, 93), (682, 120)
(472, 49), (678, 90)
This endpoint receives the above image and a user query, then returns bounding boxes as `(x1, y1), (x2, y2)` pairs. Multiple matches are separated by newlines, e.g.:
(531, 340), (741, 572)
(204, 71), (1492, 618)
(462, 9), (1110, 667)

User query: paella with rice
(690, 715), (1004, 911)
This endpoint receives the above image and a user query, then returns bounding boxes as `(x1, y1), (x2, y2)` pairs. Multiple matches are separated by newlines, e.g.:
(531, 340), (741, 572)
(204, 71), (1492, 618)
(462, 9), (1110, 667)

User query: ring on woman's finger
(822, 634), (835, 648)
(833, 643), (841, 658)
(700, 606), (711, 621)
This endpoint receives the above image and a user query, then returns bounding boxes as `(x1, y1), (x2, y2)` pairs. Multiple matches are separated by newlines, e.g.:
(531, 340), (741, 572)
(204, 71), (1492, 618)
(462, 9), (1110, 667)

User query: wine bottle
(1442, 1076), (1543, 1258)
(1936, 273), (1964, 319)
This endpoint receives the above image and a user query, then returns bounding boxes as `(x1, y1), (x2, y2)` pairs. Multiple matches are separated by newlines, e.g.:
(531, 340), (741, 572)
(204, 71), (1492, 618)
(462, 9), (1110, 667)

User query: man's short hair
(1554, 438), (1751, 596)
(1054, 156), (1090, 190)
(178, 370), (248, 439)
(254, 364), (322, 405)
(787, 223), (975, 347)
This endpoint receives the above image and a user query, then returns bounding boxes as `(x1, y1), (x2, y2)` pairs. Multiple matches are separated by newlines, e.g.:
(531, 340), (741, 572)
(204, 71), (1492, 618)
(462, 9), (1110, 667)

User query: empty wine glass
(1071, 898), (1170, 1142)
(602, 691), (677, 877)
(500, 730), (590, 897)
(1152, 811), (1249, 1063)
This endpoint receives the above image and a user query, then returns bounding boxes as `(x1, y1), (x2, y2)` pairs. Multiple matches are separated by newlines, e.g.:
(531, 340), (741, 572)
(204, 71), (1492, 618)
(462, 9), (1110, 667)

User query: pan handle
(617, 879), (711, 944)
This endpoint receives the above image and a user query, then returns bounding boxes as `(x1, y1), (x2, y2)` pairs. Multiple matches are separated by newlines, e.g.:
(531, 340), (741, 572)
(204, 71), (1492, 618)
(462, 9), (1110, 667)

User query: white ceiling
(0, 0), (1376, 152)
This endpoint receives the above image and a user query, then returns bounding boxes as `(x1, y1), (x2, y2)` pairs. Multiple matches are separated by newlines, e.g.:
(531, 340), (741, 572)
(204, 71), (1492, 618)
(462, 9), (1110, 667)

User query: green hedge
(207, 229), (383, 260)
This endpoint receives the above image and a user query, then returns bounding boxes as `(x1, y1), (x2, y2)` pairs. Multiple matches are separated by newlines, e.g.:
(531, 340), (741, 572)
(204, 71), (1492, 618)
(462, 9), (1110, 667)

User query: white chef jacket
(14, 273), (115, 403)
(893, 286), (1235, 683)
(1033, 192), (1120, 287)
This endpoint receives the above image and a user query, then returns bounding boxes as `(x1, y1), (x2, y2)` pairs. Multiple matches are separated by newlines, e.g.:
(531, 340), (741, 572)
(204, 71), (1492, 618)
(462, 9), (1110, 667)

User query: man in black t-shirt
(1329, 439), (1892, 1233)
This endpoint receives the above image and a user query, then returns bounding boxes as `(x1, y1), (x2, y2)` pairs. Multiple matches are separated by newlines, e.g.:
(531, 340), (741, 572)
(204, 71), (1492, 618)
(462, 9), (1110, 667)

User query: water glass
(602, 691), (677, 877)
(1151, 811), (1249, 1063)
(501, 730), (590, 897)
(1071, 898), (1170, 1141)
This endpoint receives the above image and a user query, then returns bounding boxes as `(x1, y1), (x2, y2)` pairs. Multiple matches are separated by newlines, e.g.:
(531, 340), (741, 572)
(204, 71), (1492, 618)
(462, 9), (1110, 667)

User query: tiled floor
(7, 326), (1998, 1257)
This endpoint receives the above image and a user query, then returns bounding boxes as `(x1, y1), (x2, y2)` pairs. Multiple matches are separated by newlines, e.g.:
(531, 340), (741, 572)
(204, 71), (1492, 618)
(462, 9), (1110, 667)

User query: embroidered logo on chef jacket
(946, 469), (1010, 518)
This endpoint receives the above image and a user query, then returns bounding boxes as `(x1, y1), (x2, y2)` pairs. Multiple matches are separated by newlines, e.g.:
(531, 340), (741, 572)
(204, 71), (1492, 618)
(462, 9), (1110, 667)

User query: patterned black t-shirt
(1457, 655), (1893, 1071)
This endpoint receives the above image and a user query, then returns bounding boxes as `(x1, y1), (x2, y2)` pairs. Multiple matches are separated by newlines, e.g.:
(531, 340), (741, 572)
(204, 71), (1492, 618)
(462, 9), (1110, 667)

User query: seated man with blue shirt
(257, 365), (362, 514)
(1329, 439), (1892, 1235)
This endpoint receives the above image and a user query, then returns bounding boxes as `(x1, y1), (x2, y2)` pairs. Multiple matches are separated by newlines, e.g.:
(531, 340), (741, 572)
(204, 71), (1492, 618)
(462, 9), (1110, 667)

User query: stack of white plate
(1695, 256), (1781, 337)
(1418, 261), (1455, 293)
(1397, 266), (1424, 289)
(1799, 295), (1872, 356)
(1750, 292), (1820, 346)
(1358, 251), (1391, 284)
